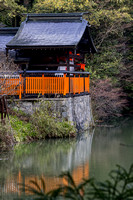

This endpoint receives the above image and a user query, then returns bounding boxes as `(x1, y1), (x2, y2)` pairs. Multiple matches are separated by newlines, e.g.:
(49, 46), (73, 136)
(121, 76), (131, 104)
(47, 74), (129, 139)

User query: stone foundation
(9, 95), (94, 130)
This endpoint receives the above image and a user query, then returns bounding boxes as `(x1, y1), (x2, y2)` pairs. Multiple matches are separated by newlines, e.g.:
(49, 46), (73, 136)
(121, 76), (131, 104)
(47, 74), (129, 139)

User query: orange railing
(0, 71), (90, 99)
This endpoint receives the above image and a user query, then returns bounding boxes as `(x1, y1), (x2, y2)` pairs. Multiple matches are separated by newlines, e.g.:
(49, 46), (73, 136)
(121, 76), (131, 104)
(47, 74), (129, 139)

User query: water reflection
(0, 131), (94, 198)
(90, 119), (133, 181)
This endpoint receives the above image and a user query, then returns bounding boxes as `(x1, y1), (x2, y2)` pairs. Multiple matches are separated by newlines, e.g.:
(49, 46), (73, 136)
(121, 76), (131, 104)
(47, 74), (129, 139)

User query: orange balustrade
(0, 74), (89, 99)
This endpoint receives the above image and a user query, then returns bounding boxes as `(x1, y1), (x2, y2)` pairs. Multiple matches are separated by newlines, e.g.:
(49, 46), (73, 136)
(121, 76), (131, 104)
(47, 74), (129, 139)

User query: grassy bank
(0, 102), (76, 151)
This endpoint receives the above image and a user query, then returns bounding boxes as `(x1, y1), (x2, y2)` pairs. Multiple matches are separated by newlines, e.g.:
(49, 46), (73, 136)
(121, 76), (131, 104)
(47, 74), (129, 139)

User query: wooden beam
(30, 64), (81, 68)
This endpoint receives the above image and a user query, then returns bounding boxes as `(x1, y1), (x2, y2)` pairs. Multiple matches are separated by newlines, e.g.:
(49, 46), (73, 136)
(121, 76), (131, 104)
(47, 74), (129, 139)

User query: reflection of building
(0, 132), (94, 197)
(2, 162), (89, 195)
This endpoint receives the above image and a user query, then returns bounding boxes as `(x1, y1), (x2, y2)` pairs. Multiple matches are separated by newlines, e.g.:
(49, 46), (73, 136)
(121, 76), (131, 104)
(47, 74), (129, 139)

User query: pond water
(0, 119), (133, 199)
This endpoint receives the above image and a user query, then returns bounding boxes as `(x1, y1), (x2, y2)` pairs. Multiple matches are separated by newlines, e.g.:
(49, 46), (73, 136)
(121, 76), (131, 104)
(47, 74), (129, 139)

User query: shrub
(10, 116), (37, 142)
(91, 79), (127, 122)
(31, 101), (76, 139)
(0, 121), (14, 151)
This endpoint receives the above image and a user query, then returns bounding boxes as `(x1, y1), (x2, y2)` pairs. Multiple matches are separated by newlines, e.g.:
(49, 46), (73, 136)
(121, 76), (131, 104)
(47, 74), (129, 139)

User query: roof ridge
(26, 13), (84, 17)
(25, 13), (87, 22)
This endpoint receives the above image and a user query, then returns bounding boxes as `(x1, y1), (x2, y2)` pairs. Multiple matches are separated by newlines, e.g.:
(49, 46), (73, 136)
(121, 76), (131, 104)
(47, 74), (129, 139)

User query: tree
(0, 0), (26, 26)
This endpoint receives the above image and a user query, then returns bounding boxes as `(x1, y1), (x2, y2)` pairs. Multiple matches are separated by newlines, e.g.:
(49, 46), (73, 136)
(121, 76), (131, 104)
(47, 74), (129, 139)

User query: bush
(10, 116), (37, 142)
(31, 101), (76, 138)
(91, 79), (127, 122)
(0, 121), (14, 151)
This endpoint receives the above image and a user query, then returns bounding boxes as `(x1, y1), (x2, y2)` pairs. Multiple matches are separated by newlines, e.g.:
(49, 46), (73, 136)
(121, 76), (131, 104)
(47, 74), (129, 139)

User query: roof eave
(6, 45), (77, 50)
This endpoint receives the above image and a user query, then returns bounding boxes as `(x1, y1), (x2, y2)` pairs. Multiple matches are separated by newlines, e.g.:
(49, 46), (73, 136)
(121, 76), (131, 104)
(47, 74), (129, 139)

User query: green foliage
(31, 101), (76, 138)
(0, 120), (14, 151)
(19, 164), (133, 200)
(10, 115), (37, 142)
(86, 47), (122, 81)
(0, 0), (26, 26)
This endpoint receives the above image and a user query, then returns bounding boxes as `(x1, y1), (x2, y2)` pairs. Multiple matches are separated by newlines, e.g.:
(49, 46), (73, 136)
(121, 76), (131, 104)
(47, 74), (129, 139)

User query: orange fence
(0, 73), (89, 99)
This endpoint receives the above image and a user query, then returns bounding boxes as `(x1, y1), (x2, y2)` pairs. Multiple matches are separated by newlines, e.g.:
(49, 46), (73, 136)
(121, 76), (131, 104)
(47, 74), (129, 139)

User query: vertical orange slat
(45, 77), (46, 94)
(63, 74), (66, 95)
(88, 75), (90, 93)
(28, 77), (30, 93)
(30, 77), (31, 93)
(31, 77), (32, 93)
(60, 77), (62, 94)
(29, 77), (30, 93)
(79, 75), (80, 94)
(59, 77), (60, 94)
(52, 77), (53, 94)
(25, 77), (27, 94)
(32, 77), (33, 93)
(19, 75), (22, 99)
(47, 77), (49, 93)
(42, 74), (44, 95)
(35, 78), (36, 93)
(45, 77), (47, 94)
(34, 78), (36, 93)
(55, 77), (57, 93)
(73, 75), (75, 95)
(48, 77), (49, 93)
(37, 78), (39, 93)
(46, 77), (50, 94)
(36, 78), (37, 93)
(27, 77), (28, 93)
(52, 77), (54, 94)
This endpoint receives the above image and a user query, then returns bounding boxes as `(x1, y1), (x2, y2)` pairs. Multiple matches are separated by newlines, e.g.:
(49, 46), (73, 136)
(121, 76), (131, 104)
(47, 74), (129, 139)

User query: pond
(0, 119), (133, 199)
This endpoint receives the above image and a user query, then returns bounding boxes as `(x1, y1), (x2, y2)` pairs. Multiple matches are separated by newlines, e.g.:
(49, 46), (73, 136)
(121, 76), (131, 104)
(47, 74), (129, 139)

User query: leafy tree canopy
(0, 0), (26, 26)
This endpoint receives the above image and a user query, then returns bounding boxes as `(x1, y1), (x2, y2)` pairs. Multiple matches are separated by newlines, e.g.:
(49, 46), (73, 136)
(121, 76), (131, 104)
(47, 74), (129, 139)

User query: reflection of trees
(0, 131), (94, 197)
(12, 131), (93, 176)
(0, 131), (92, 176)
(90, 120), (133, 181)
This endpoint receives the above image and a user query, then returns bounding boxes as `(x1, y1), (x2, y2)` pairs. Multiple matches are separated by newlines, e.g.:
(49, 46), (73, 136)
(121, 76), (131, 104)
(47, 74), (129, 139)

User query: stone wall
(9, 95), (94, 130)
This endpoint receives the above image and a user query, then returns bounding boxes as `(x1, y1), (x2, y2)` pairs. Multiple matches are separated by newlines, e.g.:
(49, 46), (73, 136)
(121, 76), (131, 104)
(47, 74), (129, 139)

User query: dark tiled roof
(6, 13), (89, 48)
(0, 28), (18, 51)
(0, 35), (14, 51)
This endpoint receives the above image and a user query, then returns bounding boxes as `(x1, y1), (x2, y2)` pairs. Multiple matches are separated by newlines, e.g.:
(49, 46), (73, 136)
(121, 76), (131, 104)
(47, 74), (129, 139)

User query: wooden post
(88, 74), (90, 93)
(69, 74), (71, 95)
(63, 73), (66, 96)
(67, 50), (69, 71)
(78, 74), (80, 94)
(73, 74), (75, 95)
(84, 75), (85, 93)
(23, 70), (26, 98)
(19, 74), (22, 99)
(42, 74), (44, 95)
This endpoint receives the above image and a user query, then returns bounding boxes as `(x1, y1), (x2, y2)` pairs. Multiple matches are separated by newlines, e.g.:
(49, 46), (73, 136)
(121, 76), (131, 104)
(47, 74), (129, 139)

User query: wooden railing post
(63, 73), (66, 96)
(23, 70), (26, 98)
(84, 74), (85, 93)
(73, 74), (75, 95)
(42, 74), (44, 95)
(69, 74), (71, 95)
(88, 74), (90, 93)
(78, 74), (80, 94)
(19, 74), (22, 99)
